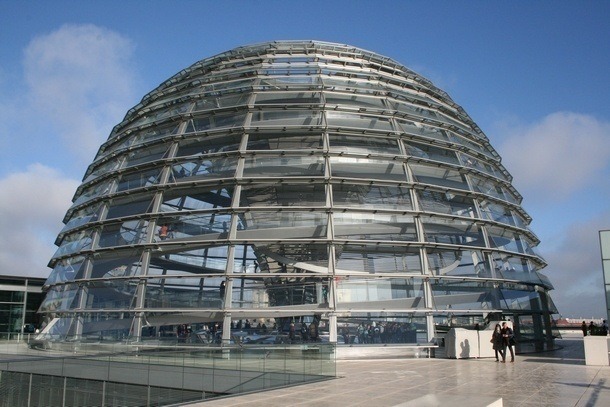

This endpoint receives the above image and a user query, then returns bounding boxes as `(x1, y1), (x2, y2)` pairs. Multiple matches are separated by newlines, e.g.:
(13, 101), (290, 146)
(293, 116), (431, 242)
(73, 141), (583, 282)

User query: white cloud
(23, 24), (137, 162)
(0, 164), (79, 278)
(541, 211), (610, 319)
(497, 112), (610, 203)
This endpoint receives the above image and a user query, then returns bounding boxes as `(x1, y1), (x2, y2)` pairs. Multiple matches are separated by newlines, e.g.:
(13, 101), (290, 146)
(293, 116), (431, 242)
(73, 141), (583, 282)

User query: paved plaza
(194, 334), (610, 407)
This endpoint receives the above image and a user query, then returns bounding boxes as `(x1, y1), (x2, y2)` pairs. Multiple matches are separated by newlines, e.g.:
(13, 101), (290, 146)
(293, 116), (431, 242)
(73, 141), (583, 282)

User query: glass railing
(0, 337), (336, 407)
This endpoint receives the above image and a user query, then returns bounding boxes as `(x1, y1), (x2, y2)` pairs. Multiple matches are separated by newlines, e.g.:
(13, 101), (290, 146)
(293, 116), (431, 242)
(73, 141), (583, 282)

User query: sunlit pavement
(194, 334), (610, 407)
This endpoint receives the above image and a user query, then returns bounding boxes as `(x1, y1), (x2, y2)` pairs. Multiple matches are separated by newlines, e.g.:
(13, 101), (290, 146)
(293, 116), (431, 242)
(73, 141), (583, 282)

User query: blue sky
(1, 1), (609, 319)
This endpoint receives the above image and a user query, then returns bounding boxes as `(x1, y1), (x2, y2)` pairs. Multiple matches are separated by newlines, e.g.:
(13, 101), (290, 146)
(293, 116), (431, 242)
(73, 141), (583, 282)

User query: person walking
(491, 324), (504, 362)
(581, 321), (588, 337)
(501, 322), (515, 363)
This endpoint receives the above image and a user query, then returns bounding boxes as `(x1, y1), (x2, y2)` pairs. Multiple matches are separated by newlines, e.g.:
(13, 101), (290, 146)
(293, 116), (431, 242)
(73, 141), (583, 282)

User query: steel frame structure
(41, 41), (557, 347)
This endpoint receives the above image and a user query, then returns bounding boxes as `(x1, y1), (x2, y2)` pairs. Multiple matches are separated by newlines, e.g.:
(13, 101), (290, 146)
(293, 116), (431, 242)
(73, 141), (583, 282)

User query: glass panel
(332, 184), (412, 209)
(246, 132), (323, 150)
(232, 243), (328, 276)
(410, 163), (469, 190)
(64, 378), (104, 406)
(499, 287), (539, 311)
(38, 284), (80, 313)
(176, 134), (242, 156)
(185, 112), (246, 132)
(45, 256), (86, 285)
(326, 111), (393, 131)
(97, 136), (133, 159)
(333, 212), (416, 241)
(148, 246), (230, 276)
(446, 132), (493, 159)
(538, 295), (556, 314)
(321, 77), (383, 94)
(134, 123), (180, 145)
(430, 280), (498, 310)
(512, 212), (529, 229)
(479, 200), (516, 226)
(490, 252), (542, 283)
(405, 141), (459, 165)
(130, 101), (191, 127)
(250, 110), (322, 127)
(144, 276), (224, 309)
(262, 66), (319, 76)
(83, 158), (122, 183)
(200, 78), (254, 93)
(536, 272), (554, 290)
(232, 244), (259, 274)
(259, 76), (321, 89)
(72, 179), (113, 206)
(155, 212), (232, 242)
(255, 91), (321, 105)
(325, 93), (386, 109)
(487, 226), (526, 253)
(335, 277), (425, 309)
(170, 156), (238, 181)
(389, 100), (438, 120)
(88, 253), (142, 279)
(337, 314), (426, 345)
(426, 249), (489, 277)
(0, 290), (23, 302)
(417, 190), (475, 217)
(458, 153), (504, 180)
(193, 93), (249, 111)
(335, 244), (421, 274)
(61, 203), (102, 233)
(237, 211), (327, 239)
(53, 229), (94, 258)
(231, 277), (330, 308)
(80, 313), (131, 339)
(240, 183), (326, 207)
(330, 157), (405, 181)
(469, 175), (518, 204)
(243, 155), (324, 177)
(421, 217), (485, 247)
(397, 120), (448, 142)
(82, 280), (137, 310)
(106, 194), (154, 219)
(98, 220), (149, 247)
(388, 90), (434, 107)
(161, 186), (235, 212)
(328, 134), (399, 155)
(522, 236), (540, 257)
(117, 168), (162, 192)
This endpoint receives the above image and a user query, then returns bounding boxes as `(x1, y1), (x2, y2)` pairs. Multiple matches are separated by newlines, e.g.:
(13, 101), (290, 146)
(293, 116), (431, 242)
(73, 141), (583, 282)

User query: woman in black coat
(491, 324), (504, 362)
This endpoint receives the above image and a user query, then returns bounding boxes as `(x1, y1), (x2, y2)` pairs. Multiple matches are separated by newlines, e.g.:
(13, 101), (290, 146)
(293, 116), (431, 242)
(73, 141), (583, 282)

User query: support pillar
(222, 313), (232, 345)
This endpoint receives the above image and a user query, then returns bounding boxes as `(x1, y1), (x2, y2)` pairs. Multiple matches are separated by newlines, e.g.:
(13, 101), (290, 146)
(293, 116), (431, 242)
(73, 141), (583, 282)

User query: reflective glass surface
(43, 41), (554, 348)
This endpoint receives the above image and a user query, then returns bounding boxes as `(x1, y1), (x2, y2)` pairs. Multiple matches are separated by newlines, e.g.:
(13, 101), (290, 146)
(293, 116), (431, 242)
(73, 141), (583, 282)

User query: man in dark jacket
(501, 322), (515, 363)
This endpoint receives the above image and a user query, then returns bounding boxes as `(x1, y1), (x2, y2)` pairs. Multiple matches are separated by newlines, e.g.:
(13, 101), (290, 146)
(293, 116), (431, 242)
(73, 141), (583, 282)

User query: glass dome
(41, 40), (557, 348)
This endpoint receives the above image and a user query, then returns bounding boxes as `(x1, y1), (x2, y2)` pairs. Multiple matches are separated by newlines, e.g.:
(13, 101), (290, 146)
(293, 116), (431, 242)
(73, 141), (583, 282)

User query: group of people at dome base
(491, 322), (516, 363)
(344, 322), (418, 344)
(581, 320), (609, 337)
(288, 321), (320, 343)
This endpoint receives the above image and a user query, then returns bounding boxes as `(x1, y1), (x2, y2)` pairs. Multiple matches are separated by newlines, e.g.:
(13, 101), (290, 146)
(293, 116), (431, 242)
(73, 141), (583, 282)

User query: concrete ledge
(398, 394), (502, 407)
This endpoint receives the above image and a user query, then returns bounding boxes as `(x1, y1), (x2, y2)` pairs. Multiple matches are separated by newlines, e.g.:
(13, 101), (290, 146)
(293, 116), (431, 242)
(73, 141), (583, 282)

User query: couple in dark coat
(491, 322), (515, 362)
